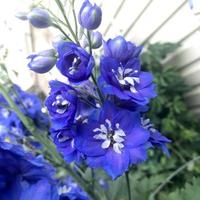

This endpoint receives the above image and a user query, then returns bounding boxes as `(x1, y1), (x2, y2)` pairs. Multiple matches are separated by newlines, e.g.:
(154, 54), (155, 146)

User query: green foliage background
(100, 43), (200, 200)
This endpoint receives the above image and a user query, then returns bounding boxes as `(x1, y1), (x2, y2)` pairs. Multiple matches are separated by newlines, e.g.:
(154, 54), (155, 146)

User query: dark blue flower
(0, 142), (59, 200)
(59, 177), (89, 200)
(103, 36), (143, 62)
(75, 102), (149, 179)
(45, 81), (77, 129)
(27, 8), (52, 28)
(56, 42), (95, 82)
(51, 127), (82, 163)
(0, 109), (23, 142)
(0, 85), (49, 143)
(141, 118), (171, 156)
(78, 0), (102, 30)
(27, 49), (57, 74)
(99, 56), (156, 105)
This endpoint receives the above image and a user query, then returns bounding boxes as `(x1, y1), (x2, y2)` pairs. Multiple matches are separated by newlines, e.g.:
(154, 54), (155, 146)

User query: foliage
(140, 42), (200, 199)
(160, 177), (200, 200)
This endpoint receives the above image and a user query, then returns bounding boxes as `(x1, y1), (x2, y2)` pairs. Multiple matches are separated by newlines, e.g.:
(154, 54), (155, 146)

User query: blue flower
(78, 0), (102, 30)
(56, 42), (95, 82)
(27, 8), (52, 28)
(141, 118), (171, 156)
(99, 56), (156, 105)
(51, 127), (82, 163)
(103, 36), (143, 62)
(59, 177), (89, 200)
(0, 85), (49, 143)
(0, 142), (59, 200)
(45, 81), (77, 129)
(75, 102), (149, 179)
(0, 109), (25, 142)
(27, 49), (57, 74)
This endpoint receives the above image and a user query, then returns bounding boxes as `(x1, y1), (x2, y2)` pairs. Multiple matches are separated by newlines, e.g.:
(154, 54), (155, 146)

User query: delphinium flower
(24, 0), (171, 181)
(75, 102), (149, 179)
(59, 177), (89, 200)
(16, 8), (52, 28)
(141, 118), (171, 156)
(45, 80), (96, 163)
(45, 81), (77, 129)
(99, 36), (156, 106)
(56, 42), (95, 83)
(0, 142), (59, 200)
(27, 8), (52, 28)
(27, 49), (57, 73)
(0, 85), (49, 143)
(78, 0), (102, 30)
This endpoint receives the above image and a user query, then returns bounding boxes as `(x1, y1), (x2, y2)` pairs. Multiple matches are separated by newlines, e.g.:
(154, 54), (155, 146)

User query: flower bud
(27, 49), (57, 73)
(78, 0), (102, 30)
(103, 36), (143, 62)
(15, 12), (28, 20)
(27, 8), (52, 28)
(83, 31), (102, 49)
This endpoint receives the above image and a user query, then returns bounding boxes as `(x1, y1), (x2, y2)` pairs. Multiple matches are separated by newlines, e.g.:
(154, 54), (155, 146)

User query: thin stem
(148, 156), (200, 200)
(52, 23), (72, 41)
(87, 30), (92, 55)
(125, 171), (132, 200)
(91, 74), (104, 104)
(91, 168), (95, 191)
(71, 0), (78, 37)
(54, 0), (80, 44)
(87, 31), (104, 104)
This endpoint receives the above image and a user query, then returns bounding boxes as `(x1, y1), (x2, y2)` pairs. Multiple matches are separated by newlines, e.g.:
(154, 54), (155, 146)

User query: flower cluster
(0, 85), (49, 143)
(0, 142), (58, 200)
(0, 141), (89, 200)
(24, 0), (171, 180)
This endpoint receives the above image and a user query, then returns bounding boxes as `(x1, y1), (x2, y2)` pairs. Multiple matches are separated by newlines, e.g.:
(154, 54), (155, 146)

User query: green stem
(91, 168), (95, 191)
(87, 30), (92, 55)
(91, 74), (104, 104)
(71, 0), (78, 37)
(87, 31), (104, 104)
(54, 0), (80, 44)
(148, 156), (200, 200)
(0, 84), (99, 200)
(125, 171), (132, 200)
(52, 23), (73, 41)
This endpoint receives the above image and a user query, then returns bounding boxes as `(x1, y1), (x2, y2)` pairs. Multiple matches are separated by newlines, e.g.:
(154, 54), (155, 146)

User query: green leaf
(159, 177), (200, 200)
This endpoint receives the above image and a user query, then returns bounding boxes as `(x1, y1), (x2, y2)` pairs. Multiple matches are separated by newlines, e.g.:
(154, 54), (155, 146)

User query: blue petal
(103, 148), (130, 179)
(125, 127), (150, 148)
(129, 145), (147, 164)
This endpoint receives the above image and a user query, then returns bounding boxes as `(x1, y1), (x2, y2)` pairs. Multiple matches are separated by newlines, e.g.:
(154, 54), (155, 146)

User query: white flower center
(93, 119), (126, 154)
(23, 98), (33, 108)
(1, 108), (10, 118)
(68, 57), (81, 75)
(113, 66), (140, 94)
(141, 118), (156, 133)
(52, 95), (70, 114)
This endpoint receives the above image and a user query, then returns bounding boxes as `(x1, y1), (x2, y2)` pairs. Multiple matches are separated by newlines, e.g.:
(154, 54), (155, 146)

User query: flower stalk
(125, 171), (132, 200)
